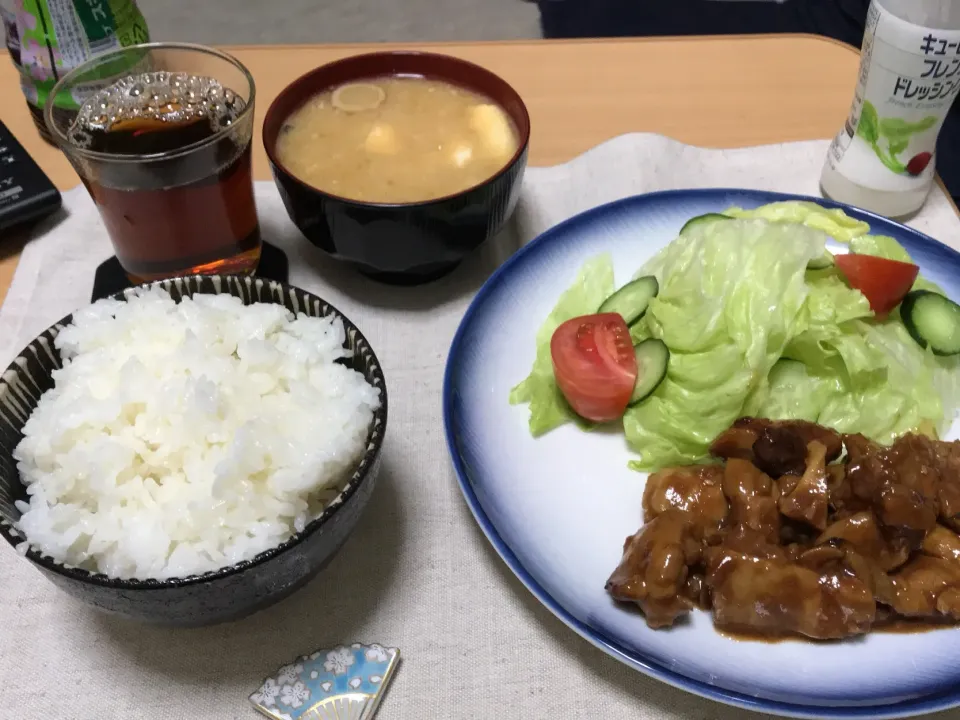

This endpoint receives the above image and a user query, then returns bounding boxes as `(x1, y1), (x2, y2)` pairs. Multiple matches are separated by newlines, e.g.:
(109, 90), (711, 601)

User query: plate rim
(442, 187), (960, 719)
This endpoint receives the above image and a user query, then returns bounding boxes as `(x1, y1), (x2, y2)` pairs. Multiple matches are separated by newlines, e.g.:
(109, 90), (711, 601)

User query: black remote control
(0, 119), (62, 235)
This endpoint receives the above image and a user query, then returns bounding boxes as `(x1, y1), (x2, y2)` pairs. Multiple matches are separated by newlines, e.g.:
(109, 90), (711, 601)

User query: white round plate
(443, 189), (960, 719)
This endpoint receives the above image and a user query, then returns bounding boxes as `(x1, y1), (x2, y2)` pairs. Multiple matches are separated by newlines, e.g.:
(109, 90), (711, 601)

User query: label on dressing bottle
(825, 1), (960, 193)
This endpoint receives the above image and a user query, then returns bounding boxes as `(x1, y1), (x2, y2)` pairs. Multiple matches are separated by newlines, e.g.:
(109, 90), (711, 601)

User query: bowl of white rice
(0, 275), (387, 626)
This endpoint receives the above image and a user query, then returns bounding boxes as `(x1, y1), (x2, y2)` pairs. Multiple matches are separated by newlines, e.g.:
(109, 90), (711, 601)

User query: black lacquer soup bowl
(263, 50), (530, 285)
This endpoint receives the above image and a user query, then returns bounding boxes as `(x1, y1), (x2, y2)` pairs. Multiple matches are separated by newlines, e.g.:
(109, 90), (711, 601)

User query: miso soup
(275, 76), (521, 203)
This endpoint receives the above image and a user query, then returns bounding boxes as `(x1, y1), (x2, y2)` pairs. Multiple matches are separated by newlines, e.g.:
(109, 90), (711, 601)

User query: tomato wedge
(834, 253), (919, 317)
(550, 313), (638, 423)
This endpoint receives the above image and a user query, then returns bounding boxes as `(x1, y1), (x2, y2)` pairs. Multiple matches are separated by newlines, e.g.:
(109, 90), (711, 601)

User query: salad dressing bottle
(820, 0), (960, 217)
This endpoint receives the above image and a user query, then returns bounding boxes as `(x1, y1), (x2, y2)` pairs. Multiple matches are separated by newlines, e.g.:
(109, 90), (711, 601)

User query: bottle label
(1, 3), (20, 63)
(826, 0), (960, 193)
(7, 0), (150, 111)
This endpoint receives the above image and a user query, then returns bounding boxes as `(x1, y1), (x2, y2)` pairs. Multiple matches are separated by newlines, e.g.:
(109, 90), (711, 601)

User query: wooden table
(0, 34), (861, 306)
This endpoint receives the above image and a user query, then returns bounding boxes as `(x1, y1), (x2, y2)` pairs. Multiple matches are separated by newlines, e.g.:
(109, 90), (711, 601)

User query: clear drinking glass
(45, 42), (260, 283)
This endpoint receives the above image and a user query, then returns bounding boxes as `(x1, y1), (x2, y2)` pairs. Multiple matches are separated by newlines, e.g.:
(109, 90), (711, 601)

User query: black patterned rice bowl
(0, 275), (387, 626)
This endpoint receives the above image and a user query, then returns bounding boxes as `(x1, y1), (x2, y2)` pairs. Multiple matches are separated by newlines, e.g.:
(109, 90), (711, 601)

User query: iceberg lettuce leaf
(751, 235), (956, 441)
(623, 219), (824, 469)
(509, 254), (615, 436)
(723, 201), (870, 241)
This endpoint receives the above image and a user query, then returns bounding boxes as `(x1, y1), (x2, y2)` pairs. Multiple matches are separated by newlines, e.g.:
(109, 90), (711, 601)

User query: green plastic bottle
(1, 0), (150, 142)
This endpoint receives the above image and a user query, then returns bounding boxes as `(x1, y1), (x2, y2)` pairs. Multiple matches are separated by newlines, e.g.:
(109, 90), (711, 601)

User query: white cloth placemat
(2, 134), (960, 720)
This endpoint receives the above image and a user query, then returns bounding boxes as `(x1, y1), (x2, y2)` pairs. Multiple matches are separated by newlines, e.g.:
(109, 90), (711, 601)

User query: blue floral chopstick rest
(249, 642), (400, 720)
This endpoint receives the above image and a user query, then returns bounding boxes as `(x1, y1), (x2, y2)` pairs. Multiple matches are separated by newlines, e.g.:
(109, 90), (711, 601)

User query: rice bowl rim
(0, 275), (388, 589)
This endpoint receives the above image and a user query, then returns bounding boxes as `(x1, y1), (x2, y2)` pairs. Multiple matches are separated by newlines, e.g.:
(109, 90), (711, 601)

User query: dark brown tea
(67, 72), (260, 282)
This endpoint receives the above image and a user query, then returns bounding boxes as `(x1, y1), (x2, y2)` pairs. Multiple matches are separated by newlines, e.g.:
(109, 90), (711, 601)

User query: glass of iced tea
(44, 42), (260, 283)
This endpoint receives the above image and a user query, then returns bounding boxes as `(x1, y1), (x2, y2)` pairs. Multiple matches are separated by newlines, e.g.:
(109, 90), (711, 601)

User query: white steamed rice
(12, 287), (380, 580)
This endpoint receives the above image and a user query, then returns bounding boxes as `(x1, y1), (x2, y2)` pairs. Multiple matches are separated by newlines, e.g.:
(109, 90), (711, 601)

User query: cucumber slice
(807, 252), (835, 270)
(679, 213), (731, 235)
(629, 339), (670, 406)
(900, 290), (960, 356)
(598, 276), (659, 325)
